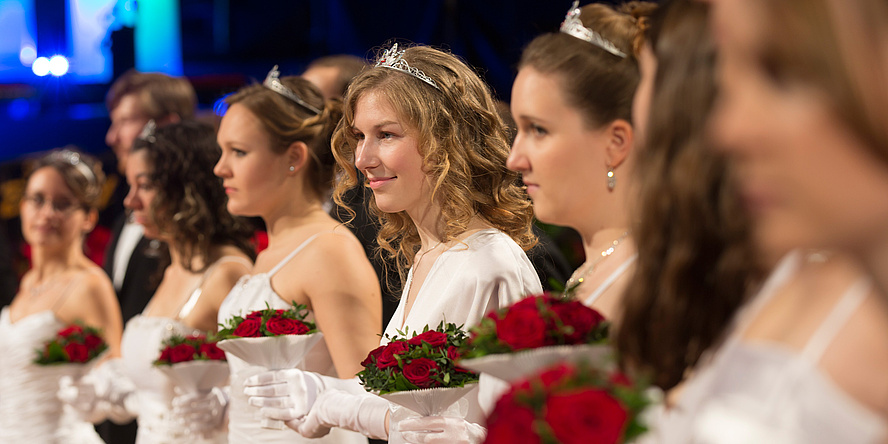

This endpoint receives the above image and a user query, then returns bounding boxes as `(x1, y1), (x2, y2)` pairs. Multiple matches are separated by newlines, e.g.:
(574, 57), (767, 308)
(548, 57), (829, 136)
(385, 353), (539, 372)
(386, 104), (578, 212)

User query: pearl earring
(289, 165), (295, 172)
(606, 167), (616, 191)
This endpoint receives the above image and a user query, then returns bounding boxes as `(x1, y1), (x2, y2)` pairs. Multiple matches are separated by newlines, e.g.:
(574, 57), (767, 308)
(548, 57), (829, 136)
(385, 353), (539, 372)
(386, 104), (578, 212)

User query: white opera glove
(292, 389), (390, 439)
(243, 368), (365, 427)
(396, 417), (487, 444)
(58, 358), (137, 424)
(171, 386), (229, 435)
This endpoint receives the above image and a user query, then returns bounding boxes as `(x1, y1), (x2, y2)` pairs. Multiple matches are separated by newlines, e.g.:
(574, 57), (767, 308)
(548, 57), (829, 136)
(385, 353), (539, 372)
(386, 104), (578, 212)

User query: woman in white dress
(176, 68), (382, 444)
(1, 148), (123, 443)
(616, 1), (888, 442)
(244, 44), (542, 443)
(506, 1), (653, 318)
(61, 121), (255, 443)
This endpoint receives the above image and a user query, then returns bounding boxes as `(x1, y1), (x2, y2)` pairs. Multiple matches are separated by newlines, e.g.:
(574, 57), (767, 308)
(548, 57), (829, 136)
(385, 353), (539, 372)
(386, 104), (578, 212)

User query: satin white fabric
(384, 228), (543, 425)
(0, 308), (104, 443)
(645, 253), (888, 444)
(218, 234), (367, 444)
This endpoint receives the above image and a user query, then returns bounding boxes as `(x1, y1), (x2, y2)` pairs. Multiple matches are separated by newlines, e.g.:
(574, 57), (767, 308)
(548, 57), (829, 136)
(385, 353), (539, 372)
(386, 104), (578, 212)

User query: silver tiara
(560, 1), (627, 58)
(375, 43), (439, 90)
(50, 148), (97, 187)
(263, 65), (322, 115)
(138, 119), (156, 143)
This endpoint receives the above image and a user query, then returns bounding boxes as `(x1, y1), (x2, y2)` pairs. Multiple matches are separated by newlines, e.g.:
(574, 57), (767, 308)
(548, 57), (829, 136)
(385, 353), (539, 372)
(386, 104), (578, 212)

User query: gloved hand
(57, 359), (137, 424)
(265, 388), (390, 439)
(396, 417), (487, 444)
(171, 386), (229, 436)
(243, 369), (364, 427)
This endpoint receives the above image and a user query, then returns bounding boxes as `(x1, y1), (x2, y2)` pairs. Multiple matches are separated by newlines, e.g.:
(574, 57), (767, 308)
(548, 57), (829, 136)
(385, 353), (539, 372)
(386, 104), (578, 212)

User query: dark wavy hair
(331, 44), (536, 280)
(616, 0), (764, 390)
(132, 121), (256, 272)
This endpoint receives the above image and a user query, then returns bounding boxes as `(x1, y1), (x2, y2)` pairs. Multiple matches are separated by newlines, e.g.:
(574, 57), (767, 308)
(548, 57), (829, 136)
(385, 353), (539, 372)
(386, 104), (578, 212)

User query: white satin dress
(120, 256), (251, 444)
(0, 308), (104, 443)
(218, 233), (367, 444)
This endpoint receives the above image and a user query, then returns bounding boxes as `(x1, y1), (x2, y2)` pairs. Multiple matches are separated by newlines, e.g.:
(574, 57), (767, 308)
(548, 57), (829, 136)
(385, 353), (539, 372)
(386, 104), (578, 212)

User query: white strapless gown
(120, 315), (227, 444)
(0, 308), (104, 443)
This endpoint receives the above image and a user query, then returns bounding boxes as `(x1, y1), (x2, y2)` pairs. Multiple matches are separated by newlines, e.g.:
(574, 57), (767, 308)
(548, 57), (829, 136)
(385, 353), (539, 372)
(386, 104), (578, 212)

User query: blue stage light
(19, 45), (37, 66)
(49, 55), (69, 76)
(32, 57), (50, 76)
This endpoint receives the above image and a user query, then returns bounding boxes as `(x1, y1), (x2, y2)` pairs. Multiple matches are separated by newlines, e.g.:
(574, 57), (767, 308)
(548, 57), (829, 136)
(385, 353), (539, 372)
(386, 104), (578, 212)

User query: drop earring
(606, 166), (616, 191)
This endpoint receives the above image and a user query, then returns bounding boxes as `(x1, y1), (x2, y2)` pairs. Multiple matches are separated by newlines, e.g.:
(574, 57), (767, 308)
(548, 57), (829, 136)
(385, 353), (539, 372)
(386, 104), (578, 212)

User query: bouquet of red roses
(34, 322), (108, 365)
(458, 293), (611, 383)
(217, 302), (317, 339)
(359, 322), (479, 422)
(154, 334), (227, 366)
(217, 302), (324, 429)
(485, 362), (650, 444)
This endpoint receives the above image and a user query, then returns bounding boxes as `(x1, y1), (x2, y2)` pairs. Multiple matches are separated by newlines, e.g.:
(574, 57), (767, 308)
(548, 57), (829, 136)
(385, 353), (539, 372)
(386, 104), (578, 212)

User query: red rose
(361, 345), (386, 367)
(58, 325), (83, 338)
(245, 311), (263, 320)
(485, 403), (539, 444)
(537, 363), (575, 388)
(408, 331), (448, 348)
(266, 316), (309, 336)
(83, 334), (103, 351)
(377, 341), (409, 369)
(159, 347), (172, 364)
(64, 343), (89, 363)
(402, 357), (439, 388)
(200, 343), (226, 361)
(552, 301), (602, 343)
(496, 308), (547, 350)
(233, 318), (262, 337)
(609, 371), (633, 388)
(544, 389), (628, 444)
(447, 345), (460, 361)
(169, 344), (197, 364)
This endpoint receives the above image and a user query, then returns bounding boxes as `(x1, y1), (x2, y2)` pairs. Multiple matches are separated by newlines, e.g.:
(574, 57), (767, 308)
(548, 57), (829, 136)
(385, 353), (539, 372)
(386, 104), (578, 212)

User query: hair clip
(263, 65), (322, 115)
(560, 1), (627, 58)
(375, 43), (440, 90)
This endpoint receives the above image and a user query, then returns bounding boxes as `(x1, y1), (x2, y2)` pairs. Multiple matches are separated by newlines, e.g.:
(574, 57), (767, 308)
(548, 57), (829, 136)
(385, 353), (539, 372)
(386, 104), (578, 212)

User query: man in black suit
(98, 69), (197, 443)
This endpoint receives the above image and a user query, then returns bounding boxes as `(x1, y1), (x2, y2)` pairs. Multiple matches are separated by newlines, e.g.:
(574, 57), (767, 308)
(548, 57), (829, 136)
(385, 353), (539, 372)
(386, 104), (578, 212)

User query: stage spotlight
(49, 55), (69, 76)
(32, 57), (50, 76)
(19, 45), (37, 66)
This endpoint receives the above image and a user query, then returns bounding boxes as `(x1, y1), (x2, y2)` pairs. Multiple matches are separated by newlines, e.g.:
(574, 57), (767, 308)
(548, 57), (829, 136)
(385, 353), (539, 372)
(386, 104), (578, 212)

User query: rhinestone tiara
(263, 65), (322, 115)
(374, 43), (440, 90)
(138, 119), (157, 144)
(49, 148), (98, 187)
(559, 1), (627, 58)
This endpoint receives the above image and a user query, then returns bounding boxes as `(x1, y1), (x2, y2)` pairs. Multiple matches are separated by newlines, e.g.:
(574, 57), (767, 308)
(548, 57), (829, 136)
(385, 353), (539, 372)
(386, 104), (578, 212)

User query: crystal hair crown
(49, 148), (97, 186)
(138, 119), (157, 143)
(560, 1), (627, 58)
(375, 43), (440, 90)
(263, 65), (322, 115)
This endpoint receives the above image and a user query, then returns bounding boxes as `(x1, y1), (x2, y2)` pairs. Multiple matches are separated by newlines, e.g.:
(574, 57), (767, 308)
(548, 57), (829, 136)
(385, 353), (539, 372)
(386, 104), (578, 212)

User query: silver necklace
(565, 231), (630, 292)
(405, 241), (443, 293)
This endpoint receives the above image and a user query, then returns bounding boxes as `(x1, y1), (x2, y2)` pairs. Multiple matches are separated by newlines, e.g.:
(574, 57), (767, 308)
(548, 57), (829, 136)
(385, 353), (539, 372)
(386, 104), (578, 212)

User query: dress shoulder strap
(267, 232), (325, 277)
(51, 267), (105, 312)
(176, 256), (253, 320)
(584, 254), (638, 306)
(801, 277), (871, 363)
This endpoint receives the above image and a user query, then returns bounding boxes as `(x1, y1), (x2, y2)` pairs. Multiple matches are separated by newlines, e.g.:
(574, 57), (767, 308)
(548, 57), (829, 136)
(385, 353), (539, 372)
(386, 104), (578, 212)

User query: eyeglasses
(22, 194), (84, 215)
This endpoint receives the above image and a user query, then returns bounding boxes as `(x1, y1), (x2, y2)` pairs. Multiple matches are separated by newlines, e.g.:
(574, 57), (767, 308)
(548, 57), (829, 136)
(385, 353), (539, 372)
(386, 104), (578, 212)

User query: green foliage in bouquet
(485, 361), (651, 444)
(217, 301), (317, 339)
(34, 322), (108, 365)
(461, 293), (609, 360)
(154, 333), (227, 366)
(358, 322), (479, 395)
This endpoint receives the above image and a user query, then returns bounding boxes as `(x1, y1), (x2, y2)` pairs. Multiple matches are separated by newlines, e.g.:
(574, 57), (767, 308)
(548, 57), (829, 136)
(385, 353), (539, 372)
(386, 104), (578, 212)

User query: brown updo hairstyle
(519, 2), (656, 128)
(225, 75), (343, 199)
(331, 44), (536, 279)
(616, 0), (763, 390)
(29, 147), (106, 212)
(131, 121), (256, 272)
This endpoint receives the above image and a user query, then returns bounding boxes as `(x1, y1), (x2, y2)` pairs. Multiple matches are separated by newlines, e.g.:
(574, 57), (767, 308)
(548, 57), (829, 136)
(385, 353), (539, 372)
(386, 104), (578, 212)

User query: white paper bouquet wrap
(382, 384), (478, 444)
(458, 343), (613, 383)
(217, 333), (323, 429)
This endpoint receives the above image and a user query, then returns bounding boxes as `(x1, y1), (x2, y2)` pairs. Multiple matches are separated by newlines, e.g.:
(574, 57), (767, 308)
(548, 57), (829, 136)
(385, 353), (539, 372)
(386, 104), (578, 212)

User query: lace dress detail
(218, 234), (367, 444)
(0, 308), (104, 443)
